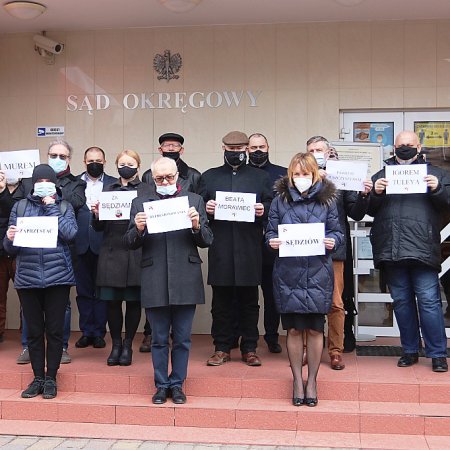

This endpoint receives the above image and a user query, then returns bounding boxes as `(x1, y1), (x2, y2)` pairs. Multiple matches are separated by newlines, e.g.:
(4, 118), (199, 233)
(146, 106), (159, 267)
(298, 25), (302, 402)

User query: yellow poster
(414, 121), (450, 149)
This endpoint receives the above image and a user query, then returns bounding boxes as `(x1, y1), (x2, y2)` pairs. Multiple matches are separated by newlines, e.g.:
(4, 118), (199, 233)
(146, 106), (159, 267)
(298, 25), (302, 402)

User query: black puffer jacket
(265, 177), (343, 314)
(368, 158), (450, 271)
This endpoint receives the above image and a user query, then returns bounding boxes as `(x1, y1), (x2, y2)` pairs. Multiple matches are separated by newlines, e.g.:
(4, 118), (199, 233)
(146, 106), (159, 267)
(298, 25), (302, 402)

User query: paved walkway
(0, 436), (354, 450)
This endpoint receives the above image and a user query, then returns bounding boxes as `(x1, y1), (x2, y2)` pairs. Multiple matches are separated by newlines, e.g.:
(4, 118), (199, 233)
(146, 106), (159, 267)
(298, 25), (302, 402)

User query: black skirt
(281, 313), (325, 332)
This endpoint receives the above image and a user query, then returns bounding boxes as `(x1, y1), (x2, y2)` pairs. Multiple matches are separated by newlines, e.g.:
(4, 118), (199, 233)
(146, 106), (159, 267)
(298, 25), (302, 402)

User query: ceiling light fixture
(159, 0), (202, 13)
(3, 1), (46, 20)
(334, 0), (364, 6)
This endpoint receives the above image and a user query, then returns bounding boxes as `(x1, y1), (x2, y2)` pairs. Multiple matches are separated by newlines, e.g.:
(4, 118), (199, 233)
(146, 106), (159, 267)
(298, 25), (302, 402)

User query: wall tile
(339, 22), (371, 89)
(307, 88), (340, 140)
(371, 87), (404, 108)
(437, 21), (450, 87)
(404, 87), (437, 108)
(339, 88), (371, 109)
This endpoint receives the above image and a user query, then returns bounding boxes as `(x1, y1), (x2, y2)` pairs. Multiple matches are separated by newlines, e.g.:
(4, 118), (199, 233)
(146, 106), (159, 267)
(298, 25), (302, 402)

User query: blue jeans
(22, 300), (71, 350)
(146, 305), (196, 389)
(385, 264), (447, 358)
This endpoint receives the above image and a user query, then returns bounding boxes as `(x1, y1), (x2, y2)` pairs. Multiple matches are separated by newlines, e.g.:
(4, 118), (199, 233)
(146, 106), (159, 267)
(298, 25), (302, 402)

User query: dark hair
(84, 146), (106, 160)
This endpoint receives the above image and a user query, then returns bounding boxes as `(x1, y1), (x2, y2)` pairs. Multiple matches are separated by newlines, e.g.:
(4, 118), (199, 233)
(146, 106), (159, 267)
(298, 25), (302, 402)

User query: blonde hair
(115, 149), (141, 167)
(287, 152), (320, 185)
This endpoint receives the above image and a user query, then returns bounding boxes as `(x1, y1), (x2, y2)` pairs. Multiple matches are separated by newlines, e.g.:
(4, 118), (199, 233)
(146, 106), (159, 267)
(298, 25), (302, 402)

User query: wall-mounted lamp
(3, 1), (46, 20)
(159, 0), (202, 13)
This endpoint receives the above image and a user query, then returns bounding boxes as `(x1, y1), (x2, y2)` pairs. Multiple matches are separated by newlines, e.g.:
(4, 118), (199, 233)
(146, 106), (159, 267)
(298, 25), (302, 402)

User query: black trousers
(261, 263), (280, 345)
(18, 286), (70, 379)
(211, 285), (259, 354)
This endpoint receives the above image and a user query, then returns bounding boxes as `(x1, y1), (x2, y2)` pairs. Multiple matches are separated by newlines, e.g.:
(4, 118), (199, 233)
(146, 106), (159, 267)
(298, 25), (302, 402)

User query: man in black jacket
(369, 130), (449, 373)
(248, 133), (286, 354)
(203, 131), (273, 367)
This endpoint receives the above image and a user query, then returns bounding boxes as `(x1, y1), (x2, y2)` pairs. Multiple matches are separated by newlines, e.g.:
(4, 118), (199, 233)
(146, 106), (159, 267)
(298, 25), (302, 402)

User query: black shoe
(152, 387), (169, 404)
(292, 396), (304, 406)
(21, 376), (45, 398)
(107, 339), (122, 366)
(343, 335), (356, 353)
(93, 336), (106, 348)
(139, 335), (152, 353)
(119, 338), (133, 366)
(397, 353), (419, 367)
(75, 336), (93, 348)
(432, 357), (448, 372)
(304, 397), (318, 407)
(171, 386), (187, 404)
(42, 376), (57, 399)
(0, 333), (4, 343)
(268, 343), (282, 354)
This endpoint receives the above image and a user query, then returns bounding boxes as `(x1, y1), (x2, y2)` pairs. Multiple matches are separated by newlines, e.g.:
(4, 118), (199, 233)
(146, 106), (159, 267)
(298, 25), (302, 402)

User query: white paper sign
(13, 216), (58, 248)
(98, 191), (138, 221)
(385, 164), (427, 195)
(144, 196), (191, 234)
(326, 160), (367, 192)
(0, 149), (40, 179)
(214, 191), (256, 223)
(278, 223), (325, 257)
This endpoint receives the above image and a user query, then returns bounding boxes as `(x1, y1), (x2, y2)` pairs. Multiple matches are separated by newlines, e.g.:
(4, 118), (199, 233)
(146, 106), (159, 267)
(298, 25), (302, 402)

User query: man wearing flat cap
(202, 131), (273, 367)
(143, 133), (206, 200)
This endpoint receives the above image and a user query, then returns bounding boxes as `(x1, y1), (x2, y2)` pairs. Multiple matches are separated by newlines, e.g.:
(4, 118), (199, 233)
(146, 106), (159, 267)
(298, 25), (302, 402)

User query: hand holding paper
(134, 212), (147, 232)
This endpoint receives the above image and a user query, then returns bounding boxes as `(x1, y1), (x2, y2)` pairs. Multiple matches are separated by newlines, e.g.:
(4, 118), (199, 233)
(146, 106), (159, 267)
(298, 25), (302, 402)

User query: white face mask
(156, 183), (177, 196)
(34, 181), (56, 198)
(293, 177), (312, 193)
(312, 152), (326, 168)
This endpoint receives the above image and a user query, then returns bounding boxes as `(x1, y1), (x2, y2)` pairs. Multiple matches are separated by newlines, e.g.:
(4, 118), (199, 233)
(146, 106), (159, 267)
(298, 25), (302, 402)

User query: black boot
(343, 313), (356, 353)
(107, 339), (122, 366)
(119, 338), (133, 366)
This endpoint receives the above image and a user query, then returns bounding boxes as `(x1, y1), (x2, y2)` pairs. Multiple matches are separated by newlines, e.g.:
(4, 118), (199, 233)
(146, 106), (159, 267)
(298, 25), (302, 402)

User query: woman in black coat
(266, 153), (343, 407)
(92, 150), (152, 366)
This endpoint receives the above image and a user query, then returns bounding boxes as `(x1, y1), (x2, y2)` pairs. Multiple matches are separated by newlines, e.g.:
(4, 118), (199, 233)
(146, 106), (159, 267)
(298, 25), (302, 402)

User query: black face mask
(118, 166), (138, 180)
(249, 150), (269, 167)
(162, 151), (180, 162)
(86, 162), (104, 178)
(395, 145), (418, 161)
(224, 150), (246, 167)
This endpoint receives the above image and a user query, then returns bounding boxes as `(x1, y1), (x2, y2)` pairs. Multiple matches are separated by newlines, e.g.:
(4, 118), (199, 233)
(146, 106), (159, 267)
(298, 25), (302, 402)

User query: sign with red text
(98, 191), (138, 221)
(214, 191), (256, 222)
(385, 164), (427, 195)
(278, 223), (325, 257)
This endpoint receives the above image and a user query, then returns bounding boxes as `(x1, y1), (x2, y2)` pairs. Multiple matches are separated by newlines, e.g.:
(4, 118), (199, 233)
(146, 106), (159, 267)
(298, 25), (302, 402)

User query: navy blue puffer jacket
(265, 177), (343, 315)
(3, 193), (77, 289)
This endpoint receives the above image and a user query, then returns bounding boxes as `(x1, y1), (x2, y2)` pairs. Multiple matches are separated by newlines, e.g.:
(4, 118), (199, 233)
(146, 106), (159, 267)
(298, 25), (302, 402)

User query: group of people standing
(0, 128), (448, 406)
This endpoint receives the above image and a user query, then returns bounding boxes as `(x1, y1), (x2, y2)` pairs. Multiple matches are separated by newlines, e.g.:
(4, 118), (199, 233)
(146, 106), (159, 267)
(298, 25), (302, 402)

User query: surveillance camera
(33, 35), (64, 55)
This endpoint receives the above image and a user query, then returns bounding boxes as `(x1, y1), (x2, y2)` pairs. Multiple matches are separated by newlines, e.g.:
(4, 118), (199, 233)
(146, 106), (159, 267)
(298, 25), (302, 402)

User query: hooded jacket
(265, 177), (343, 314)
(3, 191), (77, 289)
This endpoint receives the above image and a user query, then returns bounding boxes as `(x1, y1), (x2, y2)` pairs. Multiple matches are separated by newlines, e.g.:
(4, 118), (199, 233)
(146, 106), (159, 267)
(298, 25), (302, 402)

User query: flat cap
(159, 133), (184, 145)
(222, 131), (249, 146)
(32, 164), (57, 184)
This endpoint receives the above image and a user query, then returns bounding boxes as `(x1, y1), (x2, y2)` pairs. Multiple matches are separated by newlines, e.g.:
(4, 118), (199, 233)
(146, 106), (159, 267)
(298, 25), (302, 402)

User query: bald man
(368, 130), (449, 373)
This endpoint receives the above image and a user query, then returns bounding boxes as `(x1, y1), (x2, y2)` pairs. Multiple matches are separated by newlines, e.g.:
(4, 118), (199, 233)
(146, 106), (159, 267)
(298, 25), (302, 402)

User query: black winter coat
(202, 163), (273, 286)
(368, 158), (450, 271)
(3, 193), (77, 289)
(265, 177), (343, 315)
(125, 190), (213, 308)
(93, 178), (153, 288)
(143, 159), (207, 201)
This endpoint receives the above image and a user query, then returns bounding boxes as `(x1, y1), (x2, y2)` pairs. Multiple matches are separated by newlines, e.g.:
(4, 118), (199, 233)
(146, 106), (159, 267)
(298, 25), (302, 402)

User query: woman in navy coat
(265, 152), (343, 407)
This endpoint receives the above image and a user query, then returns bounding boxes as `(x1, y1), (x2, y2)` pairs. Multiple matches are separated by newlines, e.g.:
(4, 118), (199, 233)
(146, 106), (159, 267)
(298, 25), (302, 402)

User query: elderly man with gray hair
(125, 157), (213, 405)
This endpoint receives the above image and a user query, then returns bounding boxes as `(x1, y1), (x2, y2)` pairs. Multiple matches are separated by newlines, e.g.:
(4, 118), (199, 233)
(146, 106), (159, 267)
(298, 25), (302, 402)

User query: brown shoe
(139, 335), (152, 353)
(330, 354), (345, 370)
(207, 351), (231, 366)
(242, 352), (262, 366)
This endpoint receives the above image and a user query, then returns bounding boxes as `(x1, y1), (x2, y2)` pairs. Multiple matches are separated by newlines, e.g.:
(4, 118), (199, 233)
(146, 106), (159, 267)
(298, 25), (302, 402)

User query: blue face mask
(312, 152), (326, 168)
(156, 184), (178, 196)
(34, 181), (56, 198)
(48, 157), (67, 174)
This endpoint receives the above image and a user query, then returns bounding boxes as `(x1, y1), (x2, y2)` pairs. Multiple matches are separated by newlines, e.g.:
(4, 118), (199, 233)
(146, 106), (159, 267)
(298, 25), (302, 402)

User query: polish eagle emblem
(153, 50), (182, 82)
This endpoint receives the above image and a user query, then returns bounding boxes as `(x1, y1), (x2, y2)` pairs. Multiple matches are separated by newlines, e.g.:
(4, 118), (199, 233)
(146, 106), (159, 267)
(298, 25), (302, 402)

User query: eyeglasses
(161, 143), (182, 149)
(48, 153), (69, 161)
(153, 173), (177, 184)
